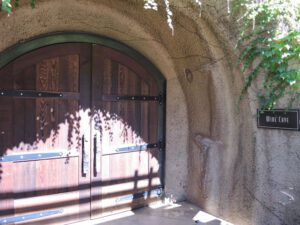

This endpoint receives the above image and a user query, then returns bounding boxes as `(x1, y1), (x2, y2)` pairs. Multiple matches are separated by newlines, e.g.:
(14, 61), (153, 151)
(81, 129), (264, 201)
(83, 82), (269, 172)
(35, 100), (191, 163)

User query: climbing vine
(145, 0), (299, 109)
(1, 0), (36, 13)
(1, 0), (300, 109)
(234, 0), (300, 109)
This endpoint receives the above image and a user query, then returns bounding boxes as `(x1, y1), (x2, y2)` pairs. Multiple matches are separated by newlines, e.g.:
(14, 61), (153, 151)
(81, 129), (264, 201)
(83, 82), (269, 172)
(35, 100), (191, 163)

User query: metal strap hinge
(102, 94), (163, 105)
(0, 90), (64, 98)
(0, 152), (64, 162)
(114, 141), (165, 154)
(157, 140), (165, 149)
(0, 209), (63, 224)
(101, 141), (165, 155)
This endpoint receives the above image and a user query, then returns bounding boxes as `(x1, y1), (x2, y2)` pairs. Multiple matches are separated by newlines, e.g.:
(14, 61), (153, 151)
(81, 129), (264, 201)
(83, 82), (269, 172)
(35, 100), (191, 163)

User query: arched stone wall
(0, 0), (191, 202)
(0, 1), (279, 225)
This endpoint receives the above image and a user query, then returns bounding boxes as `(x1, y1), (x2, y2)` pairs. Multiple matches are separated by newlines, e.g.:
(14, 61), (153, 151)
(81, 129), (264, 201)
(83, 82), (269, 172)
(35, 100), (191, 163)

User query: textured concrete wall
(0, 1), (299, 225)
(187, 1), (300, 225)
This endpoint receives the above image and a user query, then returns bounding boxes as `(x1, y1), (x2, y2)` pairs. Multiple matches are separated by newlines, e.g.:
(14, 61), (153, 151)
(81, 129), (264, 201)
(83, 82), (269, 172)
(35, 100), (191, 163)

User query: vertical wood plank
(78, 44), (92, 221)
(0, 44), (91, 225)
(90, 44), (103, 219)
(22, 66), (37, 147)
(0, 64), (14, 219)
(148, 81), (161, 187)
(0, 162), (14, 218)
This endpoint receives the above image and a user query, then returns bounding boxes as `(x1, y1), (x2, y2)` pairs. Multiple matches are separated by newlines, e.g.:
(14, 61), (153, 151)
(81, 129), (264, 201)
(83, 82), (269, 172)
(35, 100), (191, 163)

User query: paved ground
(71, 202), (233, 225)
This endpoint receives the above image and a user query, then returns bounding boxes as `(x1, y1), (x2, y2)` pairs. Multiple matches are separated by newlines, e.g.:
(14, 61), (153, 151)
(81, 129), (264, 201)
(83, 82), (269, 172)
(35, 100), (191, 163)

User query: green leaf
(14, 0), (20, 8)
(237, 0), (300, 109)
(1, 0), (12, 13)
(30, 0), (36, 8)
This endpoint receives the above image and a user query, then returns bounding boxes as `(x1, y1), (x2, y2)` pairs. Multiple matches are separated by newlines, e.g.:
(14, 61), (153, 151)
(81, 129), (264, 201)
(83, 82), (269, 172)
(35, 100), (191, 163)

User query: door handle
(82, 135), (89, 176)
(93, 134), (101, 176)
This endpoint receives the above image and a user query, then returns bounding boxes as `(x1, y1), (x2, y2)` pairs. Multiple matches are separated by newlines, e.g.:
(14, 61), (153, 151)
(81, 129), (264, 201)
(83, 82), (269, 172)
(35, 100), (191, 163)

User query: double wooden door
(0, 43), (164, 224)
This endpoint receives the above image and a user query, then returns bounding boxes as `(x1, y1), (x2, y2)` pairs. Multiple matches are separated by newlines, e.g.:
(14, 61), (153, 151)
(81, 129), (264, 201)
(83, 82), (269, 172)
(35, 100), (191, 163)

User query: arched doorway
(0, 34), (165, 225)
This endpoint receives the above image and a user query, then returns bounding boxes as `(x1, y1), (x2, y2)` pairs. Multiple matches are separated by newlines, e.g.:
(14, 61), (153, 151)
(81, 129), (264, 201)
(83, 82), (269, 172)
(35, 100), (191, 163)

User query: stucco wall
(198, 1), (300, 225)
(0, 1), (299, 225)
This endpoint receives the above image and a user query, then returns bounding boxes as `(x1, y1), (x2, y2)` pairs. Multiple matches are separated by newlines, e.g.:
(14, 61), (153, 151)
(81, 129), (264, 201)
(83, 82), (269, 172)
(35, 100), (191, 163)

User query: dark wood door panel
(0, 43), (91, 225)
(0, 157), (81, 224)
(100, 46), (157, 87)
(0, 98), (81, 155)
(11, 43), (90, 76)
(91, 45), (163, 219)
(91, 45), (158, 101)
(101, 60), (147, 95)
(35, 54), (80, 93)
(0, 42), (164, 224)
(93, 102), (154, 155)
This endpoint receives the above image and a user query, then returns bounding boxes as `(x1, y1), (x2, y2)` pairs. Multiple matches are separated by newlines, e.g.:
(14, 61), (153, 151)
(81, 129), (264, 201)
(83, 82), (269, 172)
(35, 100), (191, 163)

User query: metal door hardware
(0, 152), (64, 162)
(102, 94), (163, 104)
(101, 141), (164, 155)
(82, 135), (90, 176)
(0, 90), (63, 98)
(93, 134), (101, 176)
(0, 209), (63, 224)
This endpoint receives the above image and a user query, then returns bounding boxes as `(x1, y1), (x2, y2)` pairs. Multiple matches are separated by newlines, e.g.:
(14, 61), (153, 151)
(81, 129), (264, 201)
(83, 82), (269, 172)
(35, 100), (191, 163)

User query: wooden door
(0, 43), (92, 225)
(90, 45), (163, 218)
(0, 42), (164, 224)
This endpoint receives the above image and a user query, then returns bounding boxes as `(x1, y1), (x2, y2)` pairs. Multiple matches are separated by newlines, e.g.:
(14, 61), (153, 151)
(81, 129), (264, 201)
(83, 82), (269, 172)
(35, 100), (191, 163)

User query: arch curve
(0, 32), (165, 90)
(0, 0), (244, 216)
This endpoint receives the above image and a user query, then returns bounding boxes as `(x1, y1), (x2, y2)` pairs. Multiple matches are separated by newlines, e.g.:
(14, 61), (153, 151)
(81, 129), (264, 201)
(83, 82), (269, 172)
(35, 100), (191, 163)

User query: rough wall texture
(0, 1), (299, 225)
(196, 1), (300, 225)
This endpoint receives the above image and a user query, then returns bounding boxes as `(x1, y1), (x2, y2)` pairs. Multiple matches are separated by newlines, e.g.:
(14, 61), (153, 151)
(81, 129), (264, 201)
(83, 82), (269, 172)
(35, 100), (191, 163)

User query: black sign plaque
(257, 109), (300, 130)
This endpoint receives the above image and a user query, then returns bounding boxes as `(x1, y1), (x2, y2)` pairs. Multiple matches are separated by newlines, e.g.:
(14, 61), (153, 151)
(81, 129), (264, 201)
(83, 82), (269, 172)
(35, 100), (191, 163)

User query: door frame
(0, 32), (165, 148)
(0, 33), (165, 87)
(0, 32), (166, 213)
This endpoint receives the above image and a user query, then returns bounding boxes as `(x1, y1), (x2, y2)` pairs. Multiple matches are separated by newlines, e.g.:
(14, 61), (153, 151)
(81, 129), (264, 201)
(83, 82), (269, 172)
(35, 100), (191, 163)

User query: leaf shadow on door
(0, 95), (162, 224)
(0, 107), (163, 225)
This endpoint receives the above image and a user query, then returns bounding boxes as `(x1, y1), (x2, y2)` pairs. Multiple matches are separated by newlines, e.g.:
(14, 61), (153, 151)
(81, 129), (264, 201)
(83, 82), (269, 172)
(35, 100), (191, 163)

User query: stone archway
(0, 1), (258, 225)
(0, 0), (190, 201)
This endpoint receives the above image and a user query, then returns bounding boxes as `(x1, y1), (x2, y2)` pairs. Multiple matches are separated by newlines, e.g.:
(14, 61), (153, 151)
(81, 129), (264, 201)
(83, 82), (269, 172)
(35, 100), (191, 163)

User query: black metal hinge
(101, 141), (165, 155)
(0, 90), (63, 98)
(115, 141), (164, 153)
(102, 94), (164, 105)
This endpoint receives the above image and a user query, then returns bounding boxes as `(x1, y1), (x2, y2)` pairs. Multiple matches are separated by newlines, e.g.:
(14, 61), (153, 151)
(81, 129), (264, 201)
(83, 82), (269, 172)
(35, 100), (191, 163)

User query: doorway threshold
(69, 201), (233, 225)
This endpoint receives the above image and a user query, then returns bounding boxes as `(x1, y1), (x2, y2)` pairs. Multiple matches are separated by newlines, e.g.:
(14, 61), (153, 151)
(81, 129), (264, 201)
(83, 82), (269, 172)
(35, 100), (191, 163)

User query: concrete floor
(72, 202), (233, 225)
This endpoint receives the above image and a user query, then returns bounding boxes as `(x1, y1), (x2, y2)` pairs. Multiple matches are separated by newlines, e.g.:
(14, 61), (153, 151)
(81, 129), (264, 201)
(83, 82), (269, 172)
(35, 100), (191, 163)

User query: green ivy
(235, 0), (300, 109)
(1, 0), (12, 13)
(1, 0), (36, 13)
